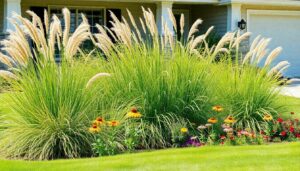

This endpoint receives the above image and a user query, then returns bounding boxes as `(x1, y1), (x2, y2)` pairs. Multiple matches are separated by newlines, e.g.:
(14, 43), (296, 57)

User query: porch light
(238, 19), (247, 30)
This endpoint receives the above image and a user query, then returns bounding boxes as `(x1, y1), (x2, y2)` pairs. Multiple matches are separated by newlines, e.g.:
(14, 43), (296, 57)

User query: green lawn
(0, 142), (299, 171)
(279, 95), (300, 119)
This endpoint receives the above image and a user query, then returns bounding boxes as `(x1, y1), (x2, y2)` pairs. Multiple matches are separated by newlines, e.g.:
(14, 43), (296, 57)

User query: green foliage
(0, 61), (100, 160)
(96, 45), (212, 125)
(211, 62), (283, 131)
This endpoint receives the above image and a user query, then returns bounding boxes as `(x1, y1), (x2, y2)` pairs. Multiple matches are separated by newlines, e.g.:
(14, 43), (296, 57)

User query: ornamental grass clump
(0, 62), (98, 159)
(89, 8), (289, 130)
(0, 8), (108, 160)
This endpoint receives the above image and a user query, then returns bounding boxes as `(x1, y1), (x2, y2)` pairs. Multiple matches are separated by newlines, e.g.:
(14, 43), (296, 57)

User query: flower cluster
(266, 116), (300, 141)
(89, 107), (143, 134)
(88, 117), (120, 134)
(181, 106), (300, 147)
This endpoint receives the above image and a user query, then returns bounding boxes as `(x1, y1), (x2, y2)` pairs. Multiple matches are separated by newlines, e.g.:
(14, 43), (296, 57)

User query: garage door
(247, 10), (300, 77)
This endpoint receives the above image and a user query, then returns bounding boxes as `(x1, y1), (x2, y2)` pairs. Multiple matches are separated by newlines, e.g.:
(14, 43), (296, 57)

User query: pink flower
(241, 130), (249, 135)
(220, 135), (226, 140)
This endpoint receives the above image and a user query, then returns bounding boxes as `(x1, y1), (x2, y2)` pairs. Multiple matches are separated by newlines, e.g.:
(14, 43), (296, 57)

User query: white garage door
(247, 10), (300, 77)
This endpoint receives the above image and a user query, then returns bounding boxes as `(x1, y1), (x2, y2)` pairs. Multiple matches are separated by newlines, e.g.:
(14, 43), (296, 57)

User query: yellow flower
(180, 127), (188, 133)
(107, 120), (120, 127)
(212, 105), (223, 112)
(94, 117), (105, 126)
(208, 117), (218, 124)
(126, 107), (142, 118)
(224, 116), (236, 124)
(263, 114), (273, 121)
(89, 125), (100, 133)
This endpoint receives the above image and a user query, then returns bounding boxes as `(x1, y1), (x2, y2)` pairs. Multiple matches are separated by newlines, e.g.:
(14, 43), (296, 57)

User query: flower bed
(88, 106), (300, 156)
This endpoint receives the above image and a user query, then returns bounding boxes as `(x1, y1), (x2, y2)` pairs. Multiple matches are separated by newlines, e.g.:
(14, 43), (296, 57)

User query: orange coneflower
(107, 120), (120, 127)
(263, 114), (273, 121)
(212, 105), (223, 112)
(126, 107), (142, 118)
(95, 117), (105, 126)
(208, 117), (218, 124)
(89, 125), (100, 133)
(224, 116), (236, 124)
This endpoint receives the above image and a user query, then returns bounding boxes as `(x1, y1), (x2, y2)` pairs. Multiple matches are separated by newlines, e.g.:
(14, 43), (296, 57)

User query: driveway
(280, 83), (300, 98)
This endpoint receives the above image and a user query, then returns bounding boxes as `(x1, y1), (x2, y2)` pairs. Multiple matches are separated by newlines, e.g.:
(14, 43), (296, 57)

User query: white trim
(220, 0), (300, 7)
(246, 10), (300, 32)
(227, 3), (241, 32)
(4, 0), (22, 32)
(156, 1), (174, 36)
(84, 0), (218, 4)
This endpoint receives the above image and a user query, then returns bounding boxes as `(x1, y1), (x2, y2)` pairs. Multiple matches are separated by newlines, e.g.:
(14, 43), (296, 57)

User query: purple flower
(183, 137), (201, 147)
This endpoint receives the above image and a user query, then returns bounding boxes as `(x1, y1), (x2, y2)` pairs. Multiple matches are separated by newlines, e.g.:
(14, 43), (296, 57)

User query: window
(49, 7), (105, 33)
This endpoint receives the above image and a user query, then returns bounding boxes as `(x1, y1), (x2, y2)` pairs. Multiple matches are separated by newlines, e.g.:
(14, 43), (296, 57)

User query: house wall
(21, 0), (156, 30)
(191, 5), (227, 36)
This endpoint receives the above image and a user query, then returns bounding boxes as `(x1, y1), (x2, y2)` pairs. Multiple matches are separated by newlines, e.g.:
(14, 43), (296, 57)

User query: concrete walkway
(280, 84), (300, 98)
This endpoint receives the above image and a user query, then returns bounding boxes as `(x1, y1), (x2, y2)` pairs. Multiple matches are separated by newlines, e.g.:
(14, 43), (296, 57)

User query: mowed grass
(0, 142), (299, 171)
(279, 95), (300, 119)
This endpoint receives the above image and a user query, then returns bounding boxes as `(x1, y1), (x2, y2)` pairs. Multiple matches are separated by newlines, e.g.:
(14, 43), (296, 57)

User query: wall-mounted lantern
(238, 19), (247, 30)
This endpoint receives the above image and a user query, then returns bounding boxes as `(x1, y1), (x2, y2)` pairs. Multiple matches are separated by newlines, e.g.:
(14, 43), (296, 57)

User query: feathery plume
(0, 53), (14, 67)
(62, 8), (71, 47)
(188, 19), (202, 40)
(86, 73), (111, 88)
(268, 61), (290, 76)
(180, 14), (184, 36)
(168, 8), (177, 33)
(44, 9), (49, 34)
(264, 47), (282, 66)
(0, 70), (18, 80)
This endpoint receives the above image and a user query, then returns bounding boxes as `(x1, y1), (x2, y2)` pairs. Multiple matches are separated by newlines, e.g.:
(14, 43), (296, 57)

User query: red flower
(280, 131), (287, 136)
(296, 134), (300, 138)
(291, 112), (295, 115)
(277, 118), (283, 123)
(230, 136), (235, 140)
(289, 126), (295, 133)
(220, 135), (226, 140)
(260, 130), (265, 135)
